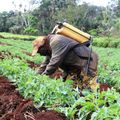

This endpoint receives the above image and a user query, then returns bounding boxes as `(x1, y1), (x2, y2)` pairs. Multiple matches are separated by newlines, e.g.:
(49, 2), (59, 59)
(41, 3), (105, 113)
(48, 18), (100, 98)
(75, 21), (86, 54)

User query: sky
(79, 0), (111, 6)
(0, 0), (111, 12)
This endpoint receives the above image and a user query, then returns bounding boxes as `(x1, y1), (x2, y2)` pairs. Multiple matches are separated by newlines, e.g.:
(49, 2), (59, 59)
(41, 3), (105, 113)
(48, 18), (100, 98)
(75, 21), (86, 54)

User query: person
(32, 34), (99, 89)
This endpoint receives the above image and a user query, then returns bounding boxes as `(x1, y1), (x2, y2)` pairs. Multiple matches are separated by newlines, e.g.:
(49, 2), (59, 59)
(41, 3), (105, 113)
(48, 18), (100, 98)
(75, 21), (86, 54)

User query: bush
(9, 25), (23, 34)
(89, 29), (98, 36)
(93, 37), (120, 48)
(23, 27), (38, 35)
(108, 39), (120, 48)
(93, 37), (110, 47)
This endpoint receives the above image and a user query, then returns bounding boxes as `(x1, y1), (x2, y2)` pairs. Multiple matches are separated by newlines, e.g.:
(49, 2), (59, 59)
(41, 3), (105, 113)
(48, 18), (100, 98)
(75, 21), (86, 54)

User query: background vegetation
(0, 0), (120, 37)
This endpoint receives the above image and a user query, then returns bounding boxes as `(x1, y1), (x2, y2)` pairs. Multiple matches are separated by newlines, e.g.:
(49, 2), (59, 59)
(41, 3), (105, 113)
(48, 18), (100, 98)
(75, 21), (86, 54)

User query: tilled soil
(0, 43), (11, 46)
(0, 76), (67, 120)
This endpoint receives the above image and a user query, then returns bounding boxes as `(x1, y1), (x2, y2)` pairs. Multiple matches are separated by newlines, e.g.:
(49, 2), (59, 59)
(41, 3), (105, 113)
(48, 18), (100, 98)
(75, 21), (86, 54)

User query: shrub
(23, 27), (38, 35)
(93, 37), (110, 47)
(93, 37), (120, 48)
(89, 29), (98, 36)
(9, 25), (23, 34)
(108, 39), (120, 48)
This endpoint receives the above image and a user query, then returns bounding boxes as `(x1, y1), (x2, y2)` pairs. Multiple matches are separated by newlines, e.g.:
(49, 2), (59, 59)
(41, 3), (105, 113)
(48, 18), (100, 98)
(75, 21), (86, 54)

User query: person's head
(32, 36), (51, 56)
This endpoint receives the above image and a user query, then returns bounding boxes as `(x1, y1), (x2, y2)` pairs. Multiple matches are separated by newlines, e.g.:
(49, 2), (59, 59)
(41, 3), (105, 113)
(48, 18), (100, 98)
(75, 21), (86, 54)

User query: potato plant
(0, 58), (80, 108)
(93, 37), (120, 48)
(0, 32), (36, 40)
(0, 38), (44, 64)
(1, 58), (120, 120)
(94, 47), (120, 89)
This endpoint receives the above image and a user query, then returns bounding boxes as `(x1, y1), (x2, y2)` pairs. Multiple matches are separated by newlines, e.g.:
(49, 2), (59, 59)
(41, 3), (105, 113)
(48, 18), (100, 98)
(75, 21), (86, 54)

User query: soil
(0, 76), (67, 120)
(27, 60), (41, 70)
(0, 42), (11, 46)
(22, 50), (32, 56)
(99, 83), (111, 92)
(0, 52), (4, 60)
(0, 35), (4, 38)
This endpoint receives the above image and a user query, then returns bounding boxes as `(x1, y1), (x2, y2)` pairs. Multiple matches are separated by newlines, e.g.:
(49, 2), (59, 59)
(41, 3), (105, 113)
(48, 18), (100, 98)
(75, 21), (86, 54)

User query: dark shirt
(39, 34), (98, 76)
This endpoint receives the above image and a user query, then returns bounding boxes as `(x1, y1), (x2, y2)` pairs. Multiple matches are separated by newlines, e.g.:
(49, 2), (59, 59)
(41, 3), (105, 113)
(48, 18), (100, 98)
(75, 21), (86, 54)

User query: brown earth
(0, 42), (11, 46)
(0, 49), (113, 120)
(0, 35), (4, 38)
(0, 76), (67, 120)
(99, 83), (111, 92)
(22, 50), (32, 56)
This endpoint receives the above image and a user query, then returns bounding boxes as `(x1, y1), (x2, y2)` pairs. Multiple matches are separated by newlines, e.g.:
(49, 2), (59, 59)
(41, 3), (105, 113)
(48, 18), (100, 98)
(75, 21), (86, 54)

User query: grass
(93, 37), (120, 48)
(0, 38), (44, 64)
(94, 47), (120, 89)
(0, 32), (37, 41)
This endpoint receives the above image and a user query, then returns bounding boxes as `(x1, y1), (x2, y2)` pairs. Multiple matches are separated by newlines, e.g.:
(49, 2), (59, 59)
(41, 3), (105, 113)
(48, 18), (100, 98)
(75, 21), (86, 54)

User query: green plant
(60, 89), (120, 120)
(23, 27), (38, 35)
(0, 32), (36, 40)
(0, 58), (80, 109)
(89, 29), (98, 36)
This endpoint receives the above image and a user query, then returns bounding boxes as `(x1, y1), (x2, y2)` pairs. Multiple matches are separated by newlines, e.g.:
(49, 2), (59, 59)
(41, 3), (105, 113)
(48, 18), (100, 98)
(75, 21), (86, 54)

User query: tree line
(0, 0), (120, 36)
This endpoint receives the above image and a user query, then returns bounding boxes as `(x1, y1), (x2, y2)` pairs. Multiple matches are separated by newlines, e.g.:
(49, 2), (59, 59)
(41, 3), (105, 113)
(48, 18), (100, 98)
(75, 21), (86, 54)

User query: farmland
(0, 33), (120, 120)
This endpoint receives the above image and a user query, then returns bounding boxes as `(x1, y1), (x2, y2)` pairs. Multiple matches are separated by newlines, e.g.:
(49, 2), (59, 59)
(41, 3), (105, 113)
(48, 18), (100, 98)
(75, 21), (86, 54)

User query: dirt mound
(22, 50), (32, 56)
(0, 76), (66, 120)
(27, 60), (40, 69)
(0, 35), (4, 38)
(0, 42), (11, 46)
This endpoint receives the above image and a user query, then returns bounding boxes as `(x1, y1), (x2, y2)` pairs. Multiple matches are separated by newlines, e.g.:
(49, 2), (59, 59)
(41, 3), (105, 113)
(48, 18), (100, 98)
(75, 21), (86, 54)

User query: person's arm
(43, 40), (71, 75)
(37, 56), (51, 74)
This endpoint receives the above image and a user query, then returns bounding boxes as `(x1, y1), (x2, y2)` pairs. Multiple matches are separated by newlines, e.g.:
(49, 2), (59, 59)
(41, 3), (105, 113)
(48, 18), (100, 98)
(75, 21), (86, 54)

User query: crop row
(1, 58), (120, 120)
(94, 47), (120, 89)
(0, 38), (120, 89)
(0, 32), (36, 40)
(0, 38), (43, 64)
(1, 32), (120, 48)
(93, 37), (120, 48)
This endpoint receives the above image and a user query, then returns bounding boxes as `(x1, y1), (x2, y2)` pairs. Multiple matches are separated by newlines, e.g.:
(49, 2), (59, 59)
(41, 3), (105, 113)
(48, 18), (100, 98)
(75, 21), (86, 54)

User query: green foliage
(93, 47), (120, 89)
(23, 27), (38, 35)
(9, 25), (23, 34)
(0, 32), (36, 40)
(1, 56), (120, 120)
(0, 38), (43, 63)
(0, 11), (15, 32)
(93, 37), (120, 48)
(0, 0), (109, 35)
(89, 29), (98, 36)
(0, 58), (79, 108)
(56, 89), (120, 120)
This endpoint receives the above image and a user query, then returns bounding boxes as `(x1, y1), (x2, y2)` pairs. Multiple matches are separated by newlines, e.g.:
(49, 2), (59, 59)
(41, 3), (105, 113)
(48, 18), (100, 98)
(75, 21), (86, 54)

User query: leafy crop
(1, 58), (120, 120)
(57, 89), (120, 120)
(0, 58), (80, 108)
(0, 32), (36, 40)
(0, 38), (44, 64)
(94, 47), (120, 89)
(93, 37), (120, 48)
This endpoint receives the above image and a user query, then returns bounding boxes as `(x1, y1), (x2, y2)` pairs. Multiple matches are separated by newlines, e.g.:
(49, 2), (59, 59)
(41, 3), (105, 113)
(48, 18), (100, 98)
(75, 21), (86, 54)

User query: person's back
(59, 45), (98, 77)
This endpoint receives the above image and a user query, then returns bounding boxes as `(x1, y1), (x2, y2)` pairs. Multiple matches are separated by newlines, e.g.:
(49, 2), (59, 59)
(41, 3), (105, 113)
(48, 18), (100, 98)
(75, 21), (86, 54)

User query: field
(0, 33), (120, 120)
